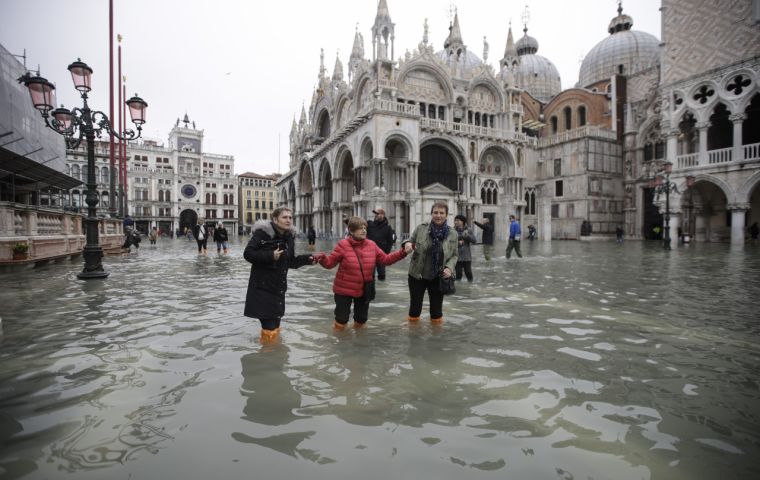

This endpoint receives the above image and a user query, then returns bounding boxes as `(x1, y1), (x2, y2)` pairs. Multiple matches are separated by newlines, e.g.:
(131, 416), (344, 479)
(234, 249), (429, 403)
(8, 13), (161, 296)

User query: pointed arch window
(480, 179), (499, 205)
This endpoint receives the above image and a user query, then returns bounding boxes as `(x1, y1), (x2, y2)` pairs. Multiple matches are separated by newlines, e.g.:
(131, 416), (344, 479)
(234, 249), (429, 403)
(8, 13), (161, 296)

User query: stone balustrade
(0, 201), (125, 264)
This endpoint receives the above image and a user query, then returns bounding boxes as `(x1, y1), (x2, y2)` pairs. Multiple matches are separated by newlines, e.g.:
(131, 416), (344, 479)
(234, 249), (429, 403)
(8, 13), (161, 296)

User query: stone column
(668, 212), (680, 245)
(728, 203), (748, 245)
(694, 207), (707, 242)
(666, 128), (679, 166)
(539, 194), (551, 241)
(730, 113), (745, 163)
(697, 121), (710, 166)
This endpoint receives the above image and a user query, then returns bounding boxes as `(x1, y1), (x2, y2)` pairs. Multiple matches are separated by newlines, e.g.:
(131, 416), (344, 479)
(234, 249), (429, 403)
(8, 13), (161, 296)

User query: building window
(550, 116), (558, 134)
(554, 158), (562, 177)
(578, 106), (587, 126)
(555, 180), (564, 197)
(563, 106), (572, 130)
(255, 200), (259, 209)
(551, 204), (559, 218)
(246, 199), (251, 208)
(246, 212), (253, 223)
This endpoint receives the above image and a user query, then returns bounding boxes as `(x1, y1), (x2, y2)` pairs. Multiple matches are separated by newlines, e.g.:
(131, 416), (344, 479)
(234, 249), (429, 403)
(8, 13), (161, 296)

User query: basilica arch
(334, 147), (356, 234)
(287, 181), (296, 217)
(382, 133), (413, 194)
(317, 158), (333, 235)
(297, 161), (314, 230)
(179, 209), (198, 236)
(316, 109), (331, 139)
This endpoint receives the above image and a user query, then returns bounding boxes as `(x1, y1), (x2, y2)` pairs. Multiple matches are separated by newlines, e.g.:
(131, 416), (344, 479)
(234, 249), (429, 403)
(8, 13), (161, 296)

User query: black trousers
(260, 318), (281, 330)
(455, 261), (473, 281)
(196, 238), (207, 252)
(408, 275), (443, 320)
(374, 263), (386, 279)
(334, 294), (370, 324)
(506, 239), (522, 258)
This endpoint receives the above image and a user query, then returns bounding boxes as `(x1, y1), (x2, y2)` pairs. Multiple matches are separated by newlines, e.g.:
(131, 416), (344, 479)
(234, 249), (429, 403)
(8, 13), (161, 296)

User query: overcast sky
(1, 0), (660, 175)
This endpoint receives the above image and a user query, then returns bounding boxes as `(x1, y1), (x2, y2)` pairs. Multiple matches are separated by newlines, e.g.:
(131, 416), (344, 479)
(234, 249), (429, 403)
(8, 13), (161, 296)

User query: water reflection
(0, 240), (758, 479)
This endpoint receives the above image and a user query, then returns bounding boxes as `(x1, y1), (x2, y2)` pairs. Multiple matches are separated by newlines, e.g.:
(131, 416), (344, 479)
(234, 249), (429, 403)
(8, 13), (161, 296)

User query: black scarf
(429, 221), (449, 273)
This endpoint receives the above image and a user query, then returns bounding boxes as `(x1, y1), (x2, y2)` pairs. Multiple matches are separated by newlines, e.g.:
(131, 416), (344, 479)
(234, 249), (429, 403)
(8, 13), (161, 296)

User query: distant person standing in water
(214, 222), (229, 254)
(506, 214), (523, 259)
(193, 219), (209, 255)
(473, 217), (494, 261)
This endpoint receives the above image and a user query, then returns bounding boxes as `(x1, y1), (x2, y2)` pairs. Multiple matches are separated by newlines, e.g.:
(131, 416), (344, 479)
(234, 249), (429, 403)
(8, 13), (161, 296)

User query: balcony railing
(536, 125), (618, 148)
(420, 118), (535, 144)
(708, 147), (732, 164)
(744, 143), (760, 161)
(677, 153), (699, 168)
(676, 142), (760, 169)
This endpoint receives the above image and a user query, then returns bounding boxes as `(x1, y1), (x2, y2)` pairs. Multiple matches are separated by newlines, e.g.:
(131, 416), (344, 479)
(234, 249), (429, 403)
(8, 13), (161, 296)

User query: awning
(0, 145), (82, 190)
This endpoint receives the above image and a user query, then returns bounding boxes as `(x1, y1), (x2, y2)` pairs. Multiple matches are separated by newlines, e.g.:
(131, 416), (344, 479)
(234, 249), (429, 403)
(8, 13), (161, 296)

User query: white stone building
(65, 114), (239, 235)
(278, 0), (760, 244)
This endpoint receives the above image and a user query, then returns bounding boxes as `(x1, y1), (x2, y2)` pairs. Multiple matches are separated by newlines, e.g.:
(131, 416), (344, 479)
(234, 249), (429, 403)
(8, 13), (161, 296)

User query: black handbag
(352, 246), (376, 302)
(438, 271), (455, 295)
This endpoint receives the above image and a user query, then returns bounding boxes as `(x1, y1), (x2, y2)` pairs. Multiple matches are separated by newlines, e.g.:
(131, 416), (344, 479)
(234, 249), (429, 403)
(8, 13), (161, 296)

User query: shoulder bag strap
(351, 245), (367, 284)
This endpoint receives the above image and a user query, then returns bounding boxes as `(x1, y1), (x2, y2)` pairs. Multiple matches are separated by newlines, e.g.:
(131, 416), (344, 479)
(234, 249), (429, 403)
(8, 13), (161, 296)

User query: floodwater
(0, 237), (759, 480)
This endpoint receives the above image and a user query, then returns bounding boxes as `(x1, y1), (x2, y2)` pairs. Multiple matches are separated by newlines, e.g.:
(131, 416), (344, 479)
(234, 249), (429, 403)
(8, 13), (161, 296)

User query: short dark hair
(431, 201), (448, 214)
(348, 216), (368, 232)
(454, 214), (467, 223)
(509, 214), (516, 220)
(272, 207), (292, 219)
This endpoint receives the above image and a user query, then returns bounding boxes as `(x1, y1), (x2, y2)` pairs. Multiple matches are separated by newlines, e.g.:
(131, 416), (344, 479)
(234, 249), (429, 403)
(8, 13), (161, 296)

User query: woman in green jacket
(402, 201), (458, 325)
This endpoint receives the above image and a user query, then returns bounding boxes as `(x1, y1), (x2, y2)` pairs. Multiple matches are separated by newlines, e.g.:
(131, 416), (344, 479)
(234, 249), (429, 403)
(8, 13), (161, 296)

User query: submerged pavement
(0, 237), (758, 479)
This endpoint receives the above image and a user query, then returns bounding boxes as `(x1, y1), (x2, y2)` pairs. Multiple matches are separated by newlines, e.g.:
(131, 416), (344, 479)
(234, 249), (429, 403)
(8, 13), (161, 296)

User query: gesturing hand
(273, 247), (284, 261)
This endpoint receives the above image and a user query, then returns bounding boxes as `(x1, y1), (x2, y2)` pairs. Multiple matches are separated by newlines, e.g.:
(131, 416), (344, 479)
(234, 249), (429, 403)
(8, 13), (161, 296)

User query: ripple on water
(559, 328), (603, 336)
(557, 347), (602, 362)
(547, 318), (594, 325)
(461, 357), (505, 368)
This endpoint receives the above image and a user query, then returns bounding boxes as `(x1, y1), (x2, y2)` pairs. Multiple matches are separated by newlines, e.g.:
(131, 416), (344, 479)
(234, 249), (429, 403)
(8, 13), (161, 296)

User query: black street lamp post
(19, 59), (147, 279)
(649, 162), (693, 251)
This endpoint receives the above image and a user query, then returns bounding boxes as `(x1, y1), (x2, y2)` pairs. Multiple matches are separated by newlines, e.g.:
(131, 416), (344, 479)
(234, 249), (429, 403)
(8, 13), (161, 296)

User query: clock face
(181, 184), (197, 198)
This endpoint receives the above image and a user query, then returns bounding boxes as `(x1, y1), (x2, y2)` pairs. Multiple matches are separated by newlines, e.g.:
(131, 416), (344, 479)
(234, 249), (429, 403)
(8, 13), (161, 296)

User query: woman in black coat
(244, 207), (314, 343)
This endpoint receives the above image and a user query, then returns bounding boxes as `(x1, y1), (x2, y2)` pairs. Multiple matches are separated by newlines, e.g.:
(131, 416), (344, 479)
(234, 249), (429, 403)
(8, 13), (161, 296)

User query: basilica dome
(578, 6), (660, 88)
(502, 28), (561, 103)
(436, 49), (484, 76)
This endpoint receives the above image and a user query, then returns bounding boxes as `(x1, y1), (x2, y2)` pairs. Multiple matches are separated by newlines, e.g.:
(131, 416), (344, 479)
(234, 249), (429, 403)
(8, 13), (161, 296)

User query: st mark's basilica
(277, 0), (760, 243)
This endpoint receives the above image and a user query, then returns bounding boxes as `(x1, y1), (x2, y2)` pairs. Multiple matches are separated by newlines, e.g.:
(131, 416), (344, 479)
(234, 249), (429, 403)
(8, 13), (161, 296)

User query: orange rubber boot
(333, 320), (347, 330)
(260, 327), (280, 344)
